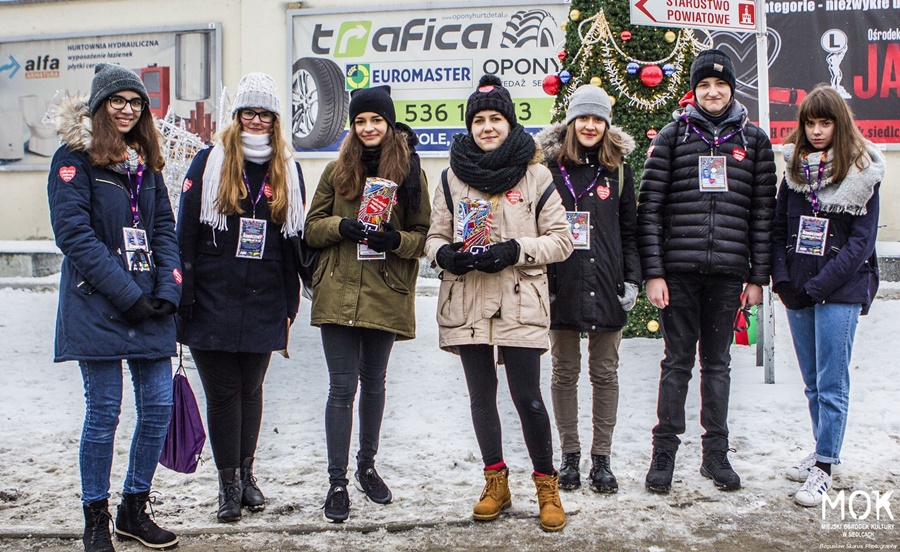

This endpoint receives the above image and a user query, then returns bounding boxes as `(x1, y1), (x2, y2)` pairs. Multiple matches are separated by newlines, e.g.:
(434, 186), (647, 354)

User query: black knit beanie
(88, 63), (151, 116)
(349, 85), (396, 129)
(465, 74), (517, 131)
(690, 49), (737, 93)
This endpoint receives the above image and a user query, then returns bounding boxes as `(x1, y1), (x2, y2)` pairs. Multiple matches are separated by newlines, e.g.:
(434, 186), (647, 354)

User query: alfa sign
(631, 0), (760, 32)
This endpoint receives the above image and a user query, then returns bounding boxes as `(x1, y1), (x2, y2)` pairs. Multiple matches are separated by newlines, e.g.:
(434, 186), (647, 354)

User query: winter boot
(217, 468), (242, 522)
(472, 467), (511, 521)
(588, 454), (618, 493)
(557, 453), (581, 490)
(645, 448), (677, 493)
(700, 449), (741, 490)
(532, 472), (566, 532)
(82, 499), (115, 552)
(114, 491), (178, 549)
(240, 458), (266, 512)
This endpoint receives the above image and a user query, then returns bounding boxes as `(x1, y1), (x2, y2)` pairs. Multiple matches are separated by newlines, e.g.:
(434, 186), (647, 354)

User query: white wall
(1, 0), (897, 241)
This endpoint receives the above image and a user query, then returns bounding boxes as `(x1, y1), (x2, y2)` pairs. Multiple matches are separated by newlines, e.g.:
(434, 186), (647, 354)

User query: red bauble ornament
(620, 30), (632, 41)
(646, 128), (658, 140)
(640, 65), (663, 87)
(542, 74), (562, 96)
(557, 50), (568, 62)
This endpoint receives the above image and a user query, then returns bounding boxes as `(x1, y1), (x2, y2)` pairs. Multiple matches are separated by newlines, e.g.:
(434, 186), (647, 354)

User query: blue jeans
(786, 303), (860, 464)
(79, 358), (173, 505)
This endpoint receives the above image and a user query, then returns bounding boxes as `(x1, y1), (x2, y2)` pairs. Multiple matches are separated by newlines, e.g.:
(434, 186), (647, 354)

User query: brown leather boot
(472, 467), (511, 521)
(533, 472), (566, 532)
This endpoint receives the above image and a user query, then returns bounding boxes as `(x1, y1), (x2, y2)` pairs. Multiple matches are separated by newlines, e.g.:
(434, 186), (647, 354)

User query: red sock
(484, 461), (506, 472)
(533, 470), (551, 478)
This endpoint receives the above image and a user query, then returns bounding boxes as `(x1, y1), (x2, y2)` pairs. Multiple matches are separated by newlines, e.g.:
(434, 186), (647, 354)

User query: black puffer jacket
(637, 101), (776, 285)
(537, 123), (641, 332)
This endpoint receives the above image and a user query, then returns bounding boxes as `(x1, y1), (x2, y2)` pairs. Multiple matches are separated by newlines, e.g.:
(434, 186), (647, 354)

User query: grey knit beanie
(690, 49), (736, 93)
(465, 74), (517, 131)
(565, 85), (613, 126)
(88, 63), (150, 116)
(231, 72), (281, 117)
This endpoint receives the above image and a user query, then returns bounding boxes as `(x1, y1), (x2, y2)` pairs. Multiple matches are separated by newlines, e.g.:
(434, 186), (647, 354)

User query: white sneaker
(785, 453), (842, 482)
(794, 466), (832, 507)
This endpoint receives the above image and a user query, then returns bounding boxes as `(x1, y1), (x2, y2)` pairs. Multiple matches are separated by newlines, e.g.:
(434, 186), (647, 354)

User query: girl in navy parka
(772, 85), (883, 508)
(47, 63), (181, 551)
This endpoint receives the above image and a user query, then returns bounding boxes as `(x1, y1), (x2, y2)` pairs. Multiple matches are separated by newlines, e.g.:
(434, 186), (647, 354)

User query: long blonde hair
(214, 115), (291, 224)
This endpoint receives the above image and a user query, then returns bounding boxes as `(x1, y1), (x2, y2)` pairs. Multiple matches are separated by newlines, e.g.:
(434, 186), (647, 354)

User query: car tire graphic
(501, 9), (556, 48)
(291, 57), (349, 149)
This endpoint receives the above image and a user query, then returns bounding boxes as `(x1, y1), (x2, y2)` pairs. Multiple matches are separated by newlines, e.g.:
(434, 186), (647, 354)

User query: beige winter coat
(424, 164), (573, 353)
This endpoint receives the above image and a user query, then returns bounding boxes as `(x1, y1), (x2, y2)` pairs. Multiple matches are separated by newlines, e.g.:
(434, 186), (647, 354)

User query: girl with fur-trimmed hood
(535, 85), (640, 496)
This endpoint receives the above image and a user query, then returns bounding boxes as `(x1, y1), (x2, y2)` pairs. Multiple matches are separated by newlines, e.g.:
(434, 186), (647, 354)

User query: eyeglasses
(108, 95), (146, 112)
(239, 109), (275, 124)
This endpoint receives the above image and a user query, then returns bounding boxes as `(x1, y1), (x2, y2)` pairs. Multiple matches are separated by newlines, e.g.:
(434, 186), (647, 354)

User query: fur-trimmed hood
(535, 122), (635, 165)
(47, 94), (93, 152)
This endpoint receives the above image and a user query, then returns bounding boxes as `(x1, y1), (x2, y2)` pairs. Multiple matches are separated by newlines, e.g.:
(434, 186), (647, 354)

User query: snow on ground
(0, 287), (898, 551)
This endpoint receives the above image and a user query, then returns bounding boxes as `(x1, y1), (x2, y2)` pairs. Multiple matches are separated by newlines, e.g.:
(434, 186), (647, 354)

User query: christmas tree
(546, 0), (704, 337)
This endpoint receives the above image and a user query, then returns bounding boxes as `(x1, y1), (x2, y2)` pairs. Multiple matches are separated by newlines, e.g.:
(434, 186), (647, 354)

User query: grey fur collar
(535, 123), (635, 164)
(782, 141), (884, 216)
(47, 94), (92, 151)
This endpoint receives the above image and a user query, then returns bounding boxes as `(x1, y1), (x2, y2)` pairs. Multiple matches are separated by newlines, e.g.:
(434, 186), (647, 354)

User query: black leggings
(458, 345), (554, 474)
(191, 349), (271, 470)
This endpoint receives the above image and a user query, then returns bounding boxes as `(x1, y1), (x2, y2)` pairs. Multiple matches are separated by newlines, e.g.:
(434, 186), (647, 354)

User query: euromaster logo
(334, 21), (371, 58)
(346, 64), (370, 90)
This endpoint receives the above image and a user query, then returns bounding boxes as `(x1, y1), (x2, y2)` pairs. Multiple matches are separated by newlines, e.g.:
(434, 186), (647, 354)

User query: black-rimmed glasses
(108, 95), (146, 112)
(239, 109), (275, 124)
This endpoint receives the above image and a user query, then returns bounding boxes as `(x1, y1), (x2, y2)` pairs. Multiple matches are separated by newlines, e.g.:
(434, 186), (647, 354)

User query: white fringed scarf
(200, 132), (304, 237)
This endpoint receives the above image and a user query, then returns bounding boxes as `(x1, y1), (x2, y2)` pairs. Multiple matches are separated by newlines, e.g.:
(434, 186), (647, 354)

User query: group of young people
(46, 48), (882, 551)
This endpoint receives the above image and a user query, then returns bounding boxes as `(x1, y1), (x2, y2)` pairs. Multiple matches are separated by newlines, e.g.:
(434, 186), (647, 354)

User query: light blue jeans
(786, 303), (860, 465)
(79, 358), (173, 505)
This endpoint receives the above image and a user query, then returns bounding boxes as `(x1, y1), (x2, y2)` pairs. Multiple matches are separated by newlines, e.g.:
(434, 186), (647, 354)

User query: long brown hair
(213, 115), (291, 224)
(332, 125), (410, 200)
(89, 103), (164, 172)
(784, 84), (870, 184)
(556, 121), (625, 171)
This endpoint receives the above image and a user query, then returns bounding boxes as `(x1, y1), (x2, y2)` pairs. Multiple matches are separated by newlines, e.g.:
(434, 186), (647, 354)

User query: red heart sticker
(733, 148), (746, 162)
(173, 269), (183, 284)
(506, 190), (522, 204)
(59, 166), (77, 182)
(597, 186), (610, 200)
(182, 178), (192, 193)
(263, 183), (273, 198)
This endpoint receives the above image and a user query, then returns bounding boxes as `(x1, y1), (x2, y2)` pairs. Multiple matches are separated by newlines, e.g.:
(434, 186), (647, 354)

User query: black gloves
(436, 242), (475, 276)
(366, 222), (402, 253)
(123, 296), (155, 324)
(338, 218), (367, 243)
(472, 240), (520, 274)
(152, 298), (177, 317)
(773, 282), (816, 310)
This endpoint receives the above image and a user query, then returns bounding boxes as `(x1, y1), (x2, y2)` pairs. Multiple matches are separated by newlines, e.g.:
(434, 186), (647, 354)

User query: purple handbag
(159, 354), (206, 474)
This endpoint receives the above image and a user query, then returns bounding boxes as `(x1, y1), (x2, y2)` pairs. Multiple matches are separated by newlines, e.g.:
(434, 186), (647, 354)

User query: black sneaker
(323, 484), (350, 523)
(645, 448), (677, 493)
(701, 449), (741, 490)
(589, 454), (618, 493)
(354, 467), (393, 504)
(558, 452), (581, 490)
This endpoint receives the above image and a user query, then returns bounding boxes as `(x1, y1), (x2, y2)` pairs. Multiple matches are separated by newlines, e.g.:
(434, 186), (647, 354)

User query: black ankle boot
(240, 457), (266, 512)
(589, 454), (619, 493)
(83, 499), (115, 552)
(557, 452), (581, 490)
(217, 468), (242, 522)
(114, 491), (178, 549)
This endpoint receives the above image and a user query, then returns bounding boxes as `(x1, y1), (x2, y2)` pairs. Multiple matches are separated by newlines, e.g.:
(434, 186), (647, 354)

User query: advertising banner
(289, 1), (569, 156)
(0, 24), (221, 170)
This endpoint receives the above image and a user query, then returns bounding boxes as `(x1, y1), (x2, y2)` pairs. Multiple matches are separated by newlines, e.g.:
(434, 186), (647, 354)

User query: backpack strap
(618, 162), (625, 197)
(534, 183), (557, 220)
(441, 167), (453, 216)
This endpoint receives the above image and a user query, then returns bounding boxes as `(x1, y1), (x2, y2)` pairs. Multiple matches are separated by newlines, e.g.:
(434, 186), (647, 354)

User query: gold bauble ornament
(664, 31), (677, 43)
(647, 320), (660, 332)
(590, 76), (602, 86)
(560, 21), (568, 32)
(569, 9), (581, 21)
(609, 96), (616, 107)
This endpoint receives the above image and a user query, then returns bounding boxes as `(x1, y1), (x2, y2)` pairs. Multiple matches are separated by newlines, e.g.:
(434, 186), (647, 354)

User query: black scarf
(362, 124), (422, 215)
(449, 124), (536, 194)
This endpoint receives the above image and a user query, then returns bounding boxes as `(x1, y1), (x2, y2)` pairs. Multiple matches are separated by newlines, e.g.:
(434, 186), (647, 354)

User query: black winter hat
(88, 63), (151, 116)
(349, 85), (396, 129)
(690, 49), (736, 93)
(465, 74), (517, 132)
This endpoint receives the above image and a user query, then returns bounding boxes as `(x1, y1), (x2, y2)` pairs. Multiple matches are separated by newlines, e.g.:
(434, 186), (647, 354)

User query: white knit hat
(231, 72), (281, 116)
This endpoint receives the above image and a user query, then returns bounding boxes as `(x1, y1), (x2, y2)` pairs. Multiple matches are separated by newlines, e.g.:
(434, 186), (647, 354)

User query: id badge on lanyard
(567, 212), (590, 249)
(698, 156), (728, 192)
(236, 217), (267, 259)
(796, 215), (828, 256)
(122, 227), (150, 272)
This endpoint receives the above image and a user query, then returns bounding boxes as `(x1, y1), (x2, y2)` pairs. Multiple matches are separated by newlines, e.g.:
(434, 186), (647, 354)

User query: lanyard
(125, 163), (144, 227)
(242, 170), (269, 219)
(558, 163), (604, 210)
(803, 152), (828, 215)
(683, 115), (739, 155)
